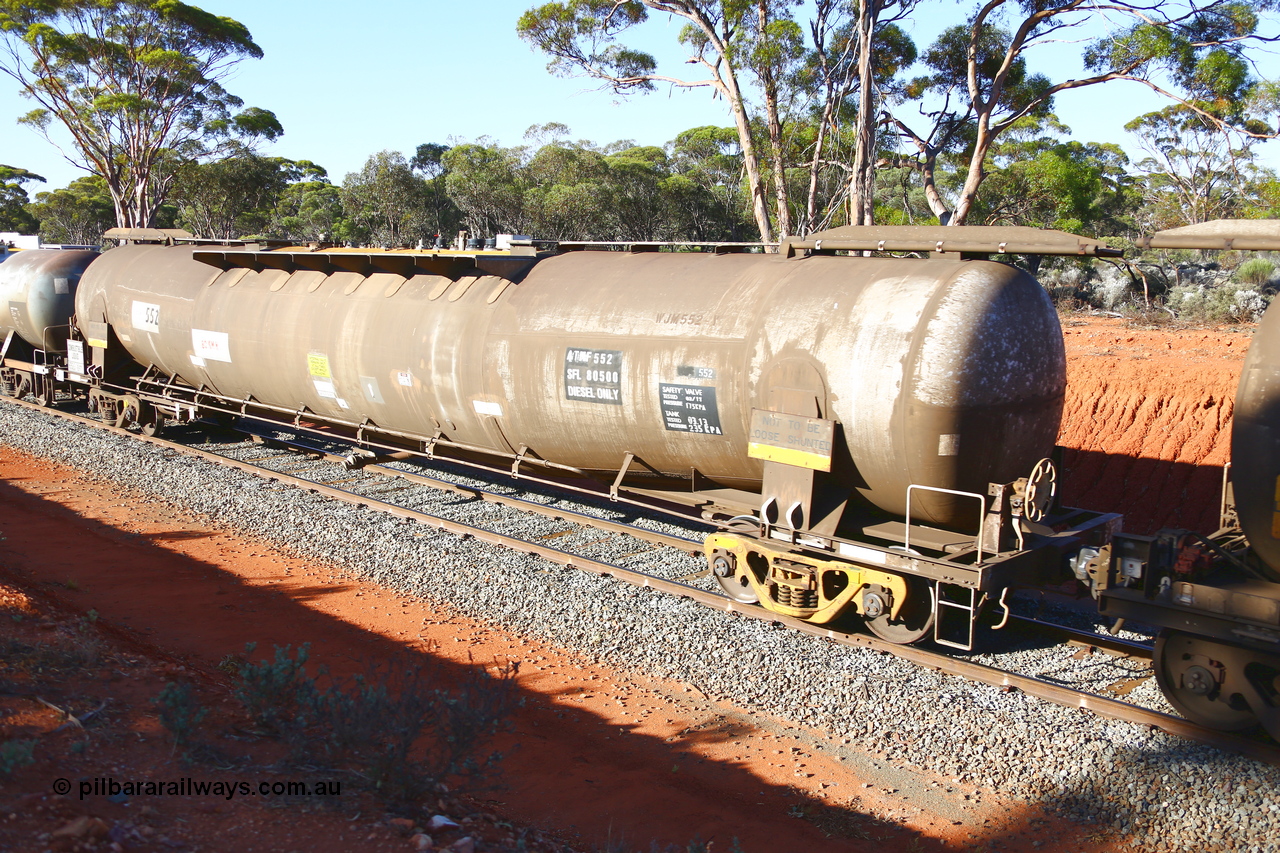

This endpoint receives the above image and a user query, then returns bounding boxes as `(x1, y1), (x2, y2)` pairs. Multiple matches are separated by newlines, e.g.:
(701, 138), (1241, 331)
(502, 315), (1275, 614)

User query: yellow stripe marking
(748, 442), (832, 472)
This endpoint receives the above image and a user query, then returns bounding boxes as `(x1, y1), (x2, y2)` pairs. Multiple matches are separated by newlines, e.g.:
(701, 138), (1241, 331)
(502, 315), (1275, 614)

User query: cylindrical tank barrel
(76, 245), (1065, 528)
(0, 249), (98, 351)
(1233, 300), (1280, 572)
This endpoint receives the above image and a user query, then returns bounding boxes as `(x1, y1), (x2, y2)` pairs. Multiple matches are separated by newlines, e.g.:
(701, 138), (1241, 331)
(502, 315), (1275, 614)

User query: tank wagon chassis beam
(82, 367), (1121, 654)
(1, 391), (1277, 765)
(0, 330), (66, 407)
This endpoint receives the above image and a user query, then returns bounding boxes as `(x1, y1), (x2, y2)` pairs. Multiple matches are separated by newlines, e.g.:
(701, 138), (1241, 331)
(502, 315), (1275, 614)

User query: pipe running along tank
(0, 249), (98, 351)
(75, 240), (1067, 531)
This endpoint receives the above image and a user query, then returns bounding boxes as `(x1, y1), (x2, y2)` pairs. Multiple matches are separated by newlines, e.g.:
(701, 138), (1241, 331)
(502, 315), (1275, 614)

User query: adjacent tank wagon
(0, 248), (98, 403)
(1095, 221), (1280, 741)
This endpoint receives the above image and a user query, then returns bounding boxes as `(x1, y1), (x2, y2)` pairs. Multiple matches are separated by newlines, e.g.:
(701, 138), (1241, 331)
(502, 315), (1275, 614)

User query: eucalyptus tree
(845, 0), (919, 226)
(29, 174), (116, 245)
(965, 123), (1137, 234)
(794, 1), (917, 231)
(888, 0), (1279, 225)
(410, 142), (463, 240)
(1126, 106), (1262, 229)
(0, 164), (42, 233)
(669, 126), (744, 227)
(171, 150), (302, 239)
(0, 0), (282, 228)
(342, 151), (431, 248)
(442, 142), (532, 238)
(268, 164), (346, 243)
(519, 0), (806, 242)
(523, 140), (612, 239)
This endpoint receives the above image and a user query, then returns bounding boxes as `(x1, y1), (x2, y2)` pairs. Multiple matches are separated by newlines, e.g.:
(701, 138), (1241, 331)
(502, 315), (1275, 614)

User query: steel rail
(4, 395), (1278, 767)
(1007, 614), (1155, 659)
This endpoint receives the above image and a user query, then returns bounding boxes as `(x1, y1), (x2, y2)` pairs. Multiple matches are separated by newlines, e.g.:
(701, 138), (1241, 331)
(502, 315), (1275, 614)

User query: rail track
(3, 393), (1278, 768)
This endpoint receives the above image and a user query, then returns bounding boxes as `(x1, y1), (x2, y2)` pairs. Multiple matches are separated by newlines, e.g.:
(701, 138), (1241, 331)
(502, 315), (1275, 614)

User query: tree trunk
(723, 78), (774, 244)
(764, 87), (791, 238)
(850, 2), (877, 227)
(758, 2), (791, 239)
(949, 115), (993, 226)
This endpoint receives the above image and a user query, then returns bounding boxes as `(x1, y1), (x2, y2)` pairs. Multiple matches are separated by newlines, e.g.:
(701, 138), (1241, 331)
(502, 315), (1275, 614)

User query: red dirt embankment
(1057, 317), (1252, 535)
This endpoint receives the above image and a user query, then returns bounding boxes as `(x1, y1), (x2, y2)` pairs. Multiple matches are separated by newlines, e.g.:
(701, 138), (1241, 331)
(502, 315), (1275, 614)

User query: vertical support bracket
(512, 445), (530, 478)
(611, 451), (635, 501)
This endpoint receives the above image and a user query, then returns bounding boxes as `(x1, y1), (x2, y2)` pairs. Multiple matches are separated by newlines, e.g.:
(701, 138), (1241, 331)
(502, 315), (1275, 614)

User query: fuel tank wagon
(0, 249), (97, 351)
(74, 240), (1065, 529)
(1096, 220), (1280, 740)
(1234, 280), (1280, 571)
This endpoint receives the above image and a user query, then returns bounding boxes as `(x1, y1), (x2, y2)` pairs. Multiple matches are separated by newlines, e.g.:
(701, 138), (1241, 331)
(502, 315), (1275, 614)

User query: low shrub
(0, 739), (36, 776)
(1235, 257), (1275, 287)
(155, 681), (208, 747)
(227, 643), (519, 803)
(1165, 280), (1271, 323)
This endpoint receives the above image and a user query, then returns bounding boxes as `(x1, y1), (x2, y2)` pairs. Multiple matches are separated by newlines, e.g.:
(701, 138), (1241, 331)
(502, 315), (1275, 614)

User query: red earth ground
(0, 315), (1250, 853)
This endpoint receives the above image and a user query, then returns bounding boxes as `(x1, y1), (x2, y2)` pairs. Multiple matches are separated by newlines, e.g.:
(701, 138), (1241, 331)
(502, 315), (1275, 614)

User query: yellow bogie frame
(705, 532), (910, 625)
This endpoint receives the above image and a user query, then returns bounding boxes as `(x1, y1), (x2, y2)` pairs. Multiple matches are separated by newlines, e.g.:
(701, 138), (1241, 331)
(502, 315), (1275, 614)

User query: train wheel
(140, 415), (165, 437)
(1154, 629), (1258, 732)
(711, 550), (759, 604)
(865, 577), (935, 645)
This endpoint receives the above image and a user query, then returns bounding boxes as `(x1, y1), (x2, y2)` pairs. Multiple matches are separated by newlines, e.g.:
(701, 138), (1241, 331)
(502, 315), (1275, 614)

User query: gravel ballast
(1, 402), (1276, 852)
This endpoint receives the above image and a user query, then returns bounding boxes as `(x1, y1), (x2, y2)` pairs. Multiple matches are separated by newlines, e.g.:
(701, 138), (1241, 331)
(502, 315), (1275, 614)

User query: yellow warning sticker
(307, 353), (332, 379)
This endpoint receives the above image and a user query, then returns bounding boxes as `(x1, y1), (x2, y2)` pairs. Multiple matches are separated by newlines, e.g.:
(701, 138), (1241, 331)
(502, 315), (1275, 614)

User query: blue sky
(1, 0), (1275, 192)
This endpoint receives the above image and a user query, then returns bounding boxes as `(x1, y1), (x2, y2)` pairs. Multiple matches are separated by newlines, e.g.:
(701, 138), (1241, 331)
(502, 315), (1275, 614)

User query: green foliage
(228, 643), (518, 804)
(1125, 105), (1258, 228)
(171, 150), (303, 239)
(517, 1), (655, 87)
(1167, 278), (1271, 322)
(28, 175), (114, 245)
(0, 164), (43, 233)
(920, 23), (1054, 120)
(0, 739), (36, 776)
(443, 141), (531, 237)
(234, 642), (316, 736)
(341, 151), (433, 247)
(886, 1), (1278, 225)
(1235, 257), (1274, 286)
(266, 165), (347, 243)
(155, 681), (208, 747)
(967, 125), (1139, 234)
(0, 0), (282, 227)
(438, 129), (745, 242)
